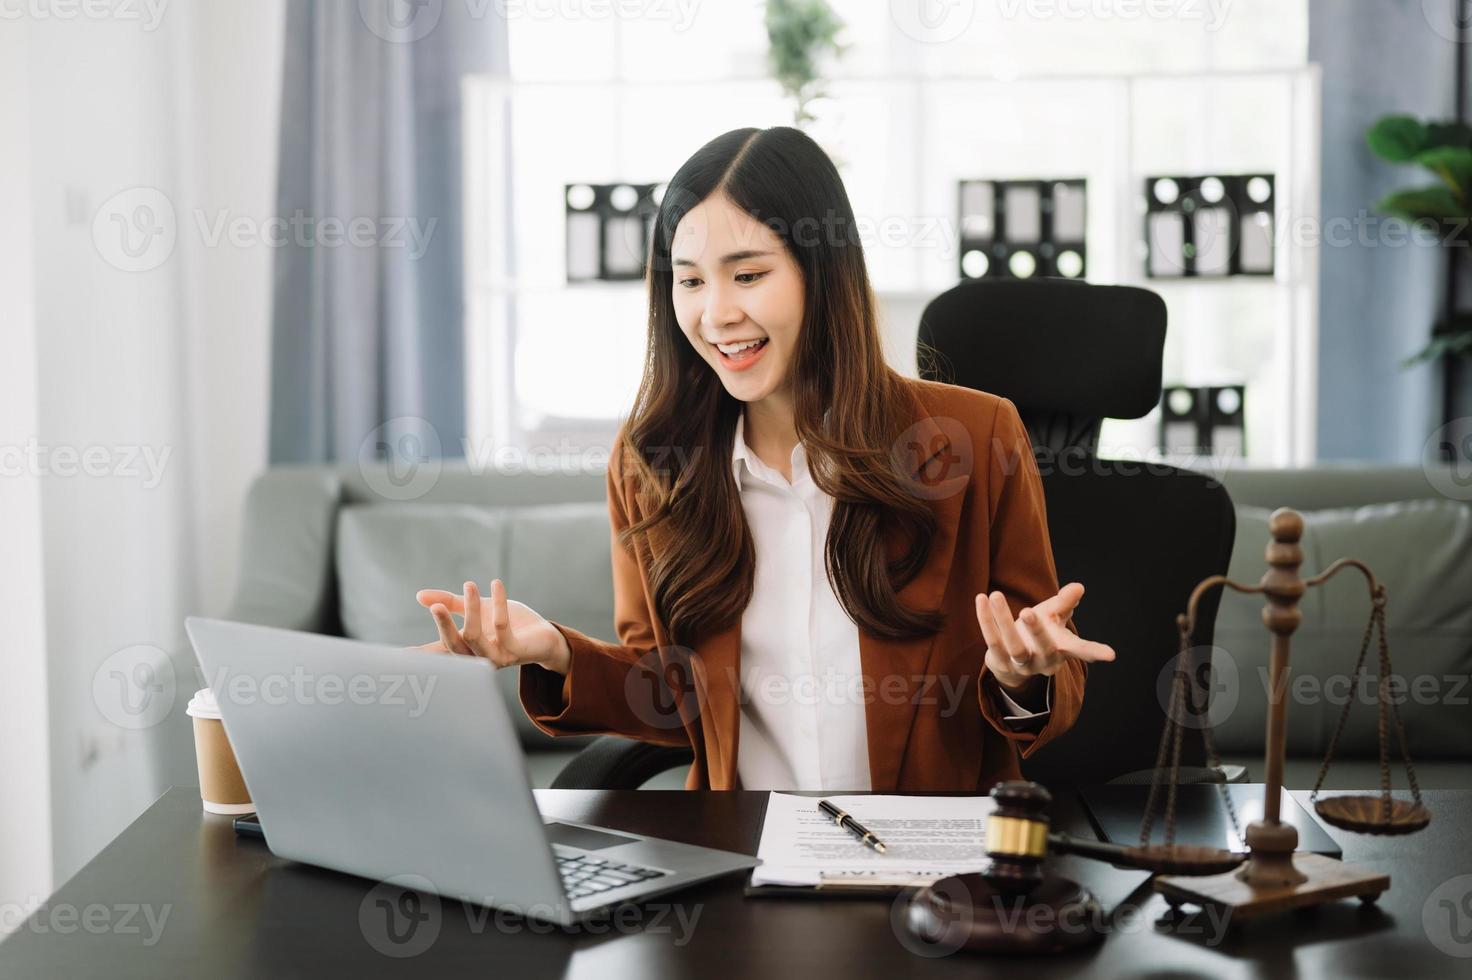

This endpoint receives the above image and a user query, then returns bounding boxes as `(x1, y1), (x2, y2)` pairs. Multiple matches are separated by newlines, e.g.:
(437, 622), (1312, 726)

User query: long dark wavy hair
(616, 126), (943, 647)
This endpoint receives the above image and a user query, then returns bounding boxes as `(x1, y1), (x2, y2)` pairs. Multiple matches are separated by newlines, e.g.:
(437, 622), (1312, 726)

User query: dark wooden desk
(2, 787), (1468, 978)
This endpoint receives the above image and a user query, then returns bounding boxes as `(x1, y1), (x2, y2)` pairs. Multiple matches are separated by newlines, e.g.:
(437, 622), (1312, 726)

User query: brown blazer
(519, 376), (1085, 791)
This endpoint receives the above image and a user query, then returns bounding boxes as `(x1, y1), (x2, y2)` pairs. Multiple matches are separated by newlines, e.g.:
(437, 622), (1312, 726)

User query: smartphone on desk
(232, 813), (265, 841)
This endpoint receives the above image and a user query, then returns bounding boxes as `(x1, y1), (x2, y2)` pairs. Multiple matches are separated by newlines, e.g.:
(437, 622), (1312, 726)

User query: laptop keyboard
(556, 852), (668, 901)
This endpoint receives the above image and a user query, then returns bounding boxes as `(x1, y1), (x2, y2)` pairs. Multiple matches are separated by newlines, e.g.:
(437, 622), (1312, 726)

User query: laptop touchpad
(544, 822), (639, 850)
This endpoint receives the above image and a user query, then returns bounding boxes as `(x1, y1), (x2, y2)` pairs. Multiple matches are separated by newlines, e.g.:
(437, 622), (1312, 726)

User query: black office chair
(917, 278), (1238, 786)
(550, 736), (692, 790)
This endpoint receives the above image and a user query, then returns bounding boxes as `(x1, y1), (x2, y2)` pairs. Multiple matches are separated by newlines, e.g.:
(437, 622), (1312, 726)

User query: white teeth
(716, 339), (766, 354)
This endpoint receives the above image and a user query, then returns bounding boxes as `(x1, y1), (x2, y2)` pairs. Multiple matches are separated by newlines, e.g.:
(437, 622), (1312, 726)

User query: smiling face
(670, 192), (805, 406)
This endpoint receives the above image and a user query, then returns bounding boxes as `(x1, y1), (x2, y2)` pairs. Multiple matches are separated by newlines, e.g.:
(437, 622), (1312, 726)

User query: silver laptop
(184, 616), (757, 927)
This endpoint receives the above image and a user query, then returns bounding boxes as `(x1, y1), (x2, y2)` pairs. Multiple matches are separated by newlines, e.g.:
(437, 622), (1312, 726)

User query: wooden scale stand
(1147, 507), (1432, 920)
(900, 507), (1431, 955)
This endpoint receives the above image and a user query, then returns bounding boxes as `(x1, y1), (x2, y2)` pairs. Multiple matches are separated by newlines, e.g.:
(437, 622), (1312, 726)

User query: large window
(465, 1), (1315, 466)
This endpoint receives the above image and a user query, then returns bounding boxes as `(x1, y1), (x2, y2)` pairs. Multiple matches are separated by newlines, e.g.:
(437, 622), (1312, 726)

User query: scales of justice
(1140, 506), (1430, 918)
(903, 507), (1431, 955)
(894, 503), (1424, 953)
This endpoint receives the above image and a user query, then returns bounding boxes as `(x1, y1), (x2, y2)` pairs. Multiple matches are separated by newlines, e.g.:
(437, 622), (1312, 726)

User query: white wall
(29, 1), (193, 884)
(1, 0), (284, 915)
(0, 16), (54, 928)
(172, 1), (285, 618)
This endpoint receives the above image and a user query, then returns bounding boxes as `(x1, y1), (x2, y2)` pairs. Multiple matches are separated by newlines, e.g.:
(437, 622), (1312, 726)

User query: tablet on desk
(1080, 784), (1343, 858)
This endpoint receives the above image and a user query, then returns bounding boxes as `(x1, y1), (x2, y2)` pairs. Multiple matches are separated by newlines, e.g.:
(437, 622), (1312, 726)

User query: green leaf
(1376, 184), (1467, 220)
(1366, 115), (1428, 162)
(1425, 121), (1472, 150)
(765, 0), (845, 108)
(1402, 329), (1472, 368)
(1416, 146), (1472, 201)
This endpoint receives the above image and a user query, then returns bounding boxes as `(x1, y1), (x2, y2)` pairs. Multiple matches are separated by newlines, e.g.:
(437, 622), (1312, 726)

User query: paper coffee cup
(186, 688), (253, 815)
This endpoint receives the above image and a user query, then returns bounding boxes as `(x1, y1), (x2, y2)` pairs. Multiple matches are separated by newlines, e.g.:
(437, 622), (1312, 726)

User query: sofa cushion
(1212, 499), (1472, 762)
(334, 501), (615, 748)
(226, 467), (343, 632)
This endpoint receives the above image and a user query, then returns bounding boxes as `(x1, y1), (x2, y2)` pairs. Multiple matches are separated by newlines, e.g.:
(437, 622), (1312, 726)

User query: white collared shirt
(730, 410), (1047, 792)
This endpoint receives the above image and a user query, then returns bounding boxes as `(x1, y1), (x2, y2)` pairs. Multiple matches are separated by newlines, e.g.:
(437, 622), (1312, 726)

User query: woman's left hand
(974, 582), (1116, 695)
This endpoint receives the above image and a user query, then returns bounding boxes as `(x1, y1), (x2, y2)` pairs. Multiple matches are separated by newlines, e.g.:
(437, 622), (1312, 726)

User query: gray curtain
(1309, 0), (1452, 462)
(269, 0), (508, 463)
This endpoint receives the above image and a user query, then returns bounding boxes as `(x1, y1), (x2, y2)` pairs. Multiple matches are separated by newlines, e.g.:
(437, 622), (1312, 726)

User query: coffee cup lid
(186, 688), (221, 720)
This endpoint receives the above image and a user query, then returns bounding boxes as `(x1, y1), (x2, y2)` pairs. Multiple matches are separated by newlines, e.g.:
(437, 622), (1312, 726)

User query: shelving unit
(463, 64), (1320, 468)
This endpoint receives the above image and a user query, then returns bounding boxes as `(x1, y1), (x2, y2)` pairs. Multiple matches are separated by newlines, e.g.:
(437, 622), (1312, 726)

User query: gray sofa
(225, 460), (1471, 790)
(224, 462), (618, 789)
(1213, 465), (1472, 791)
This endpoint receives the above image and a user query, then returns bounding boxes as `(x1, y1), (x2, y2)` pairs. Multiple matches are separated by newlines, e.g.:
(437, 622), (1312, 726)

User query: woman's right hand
(414, 579), (571, 675)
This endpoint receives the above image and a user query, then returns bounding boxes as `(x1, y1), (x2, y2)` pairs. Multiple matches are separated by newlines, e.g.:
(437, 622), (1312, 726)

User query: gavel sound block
(901, 781), (1105, 955)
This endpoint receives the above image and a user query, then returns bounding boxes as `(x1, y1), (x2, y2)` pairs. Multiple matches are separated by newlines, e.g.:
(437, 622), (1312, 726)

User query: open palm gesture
(974, 582), (1115, 693)
(415, 579), (570, 674)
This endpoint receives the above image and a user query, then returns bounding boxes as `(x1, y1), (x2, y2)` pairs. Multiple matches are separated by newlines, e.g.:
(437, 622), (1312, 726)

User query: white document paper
(750, 792), (996, 888)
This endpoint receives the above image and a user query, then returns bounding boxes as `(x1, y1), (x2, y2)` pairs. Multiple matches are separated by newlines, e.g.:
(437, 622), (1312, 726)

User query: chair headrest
(916, 279), (1167, 421)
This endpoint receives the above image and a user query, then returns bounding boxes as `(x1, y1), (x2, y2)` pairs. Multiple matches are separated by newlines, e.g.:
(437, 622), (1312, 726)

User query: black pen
(817, 799), (888, 854)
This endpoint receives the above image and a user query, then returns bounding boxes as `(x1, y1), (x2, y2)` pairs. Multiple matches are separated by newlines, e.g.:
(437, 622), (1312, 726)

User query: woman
(418, 126), (1115, 792)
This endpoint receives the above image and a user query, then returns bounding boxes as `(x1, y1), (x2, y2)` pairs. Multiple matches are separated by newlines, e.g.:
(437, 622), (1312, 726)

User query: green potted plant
(1365, 113), (1472, 366)
(764, 0), (846, 129)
